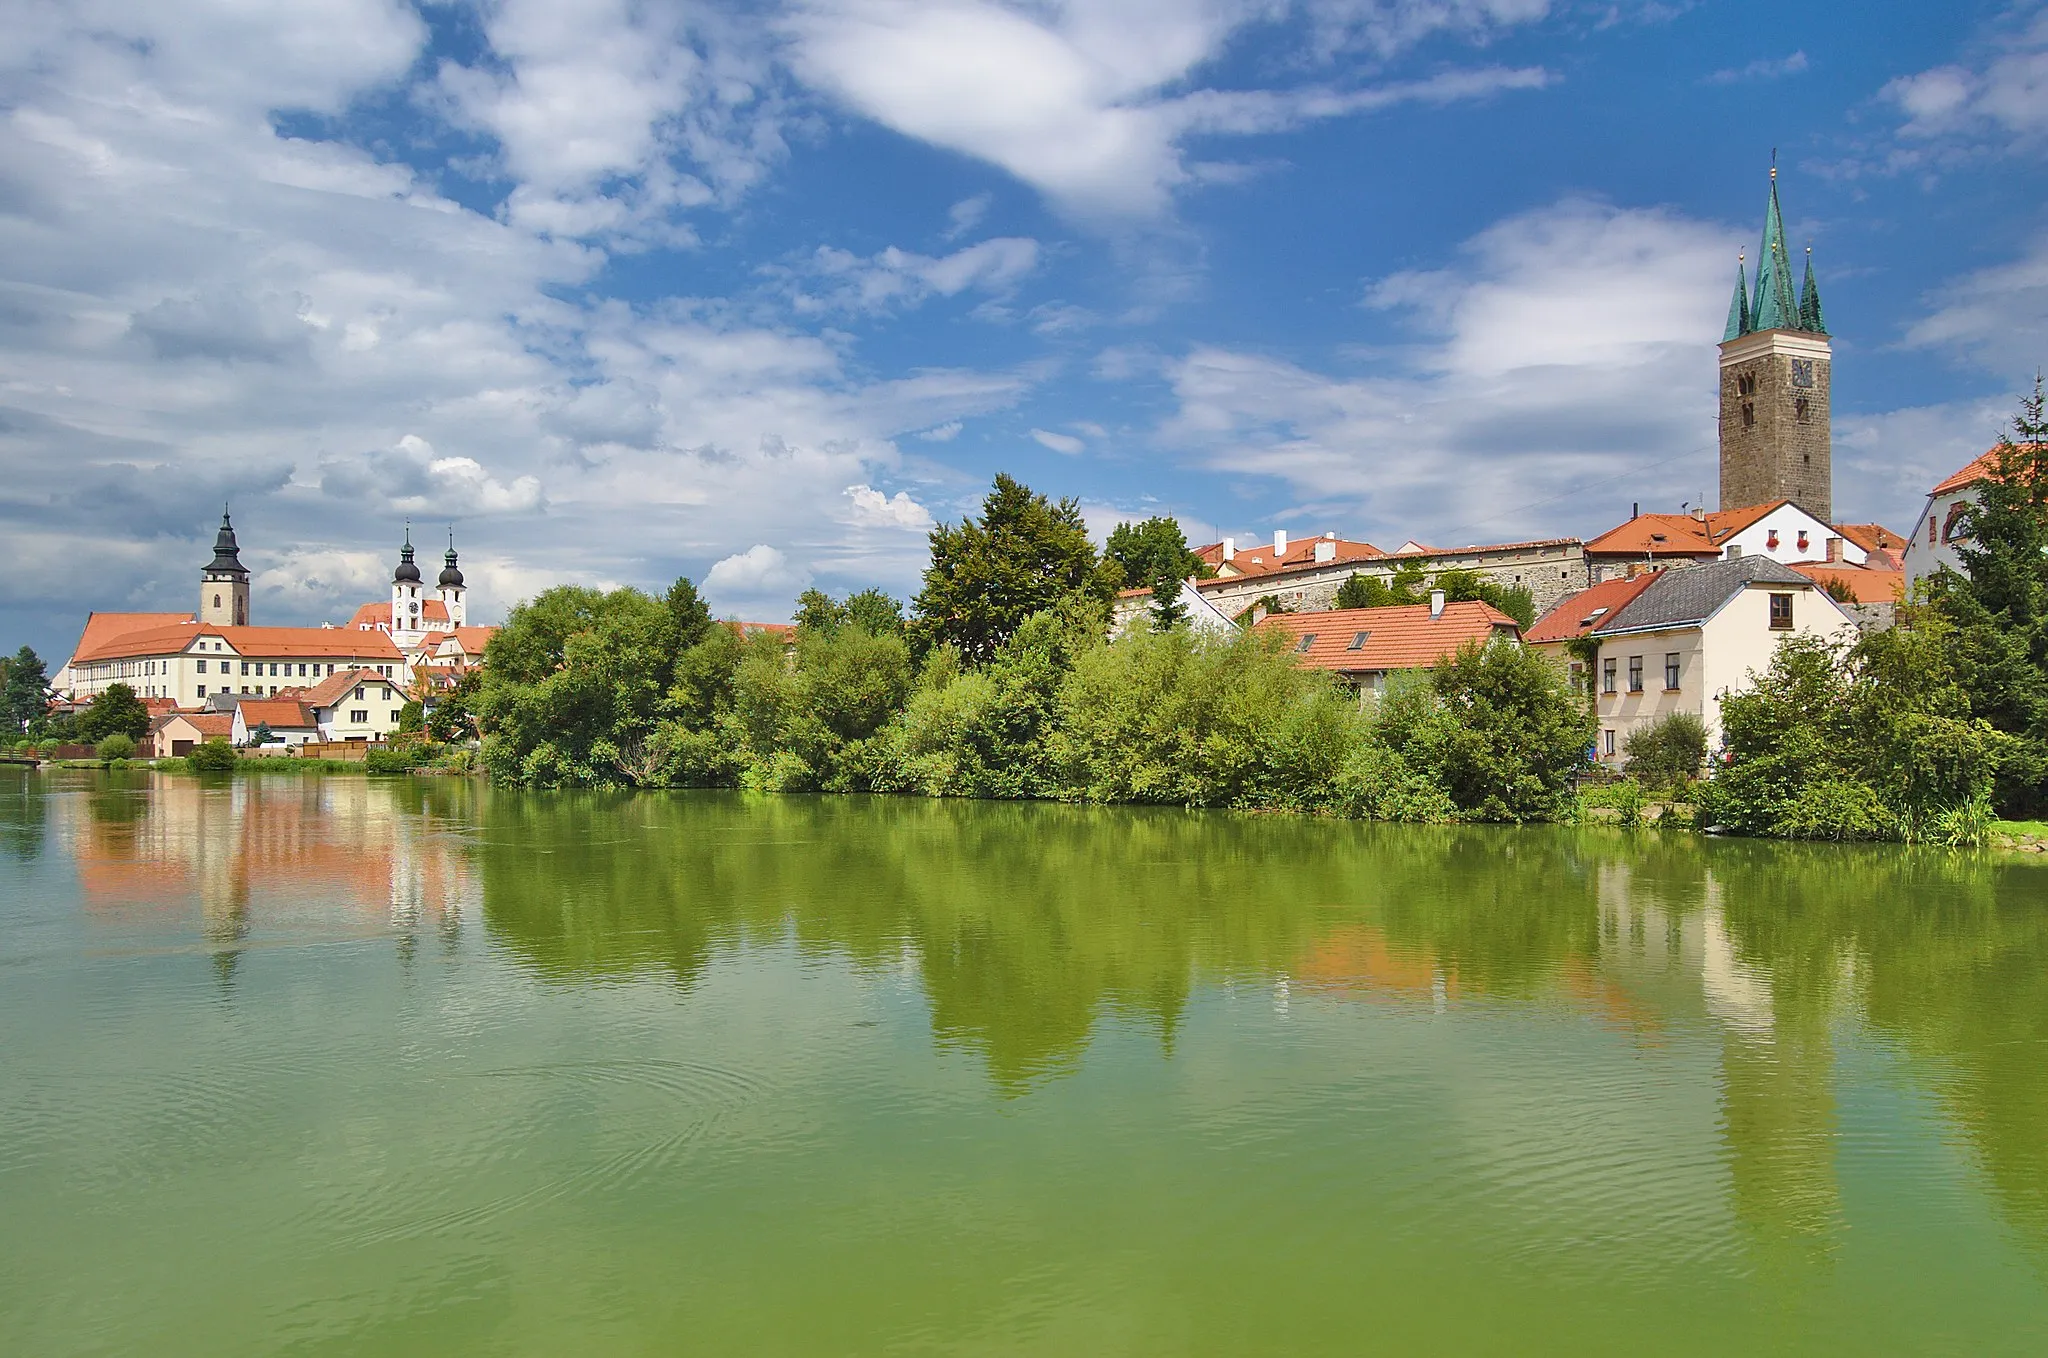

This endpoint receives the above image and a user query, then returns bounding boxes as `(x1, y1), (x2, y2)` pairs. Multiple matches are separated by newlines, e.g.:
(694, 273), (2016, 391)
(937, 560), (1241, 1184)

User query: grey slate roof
(1591, 556), (1811, 636)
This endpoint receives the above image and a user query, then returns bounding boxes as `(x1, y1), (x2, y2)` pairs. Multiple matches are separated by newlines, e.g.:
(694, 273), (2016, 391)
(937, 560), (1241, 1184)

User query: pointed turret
(438, 529), (464, 588)
(1750, 167), (1800, 332)
(393, 524), (422, 584)
(204, 505), (249, 578)
(1723, 254), (1751, 342)
(1798, 246), (1827, 335)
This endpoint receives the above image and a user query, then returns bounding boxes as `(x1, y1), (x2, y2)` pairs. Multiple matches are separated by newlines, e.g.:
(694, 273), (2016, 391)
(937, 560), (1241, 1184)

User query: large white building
(59, 512), (491, 706)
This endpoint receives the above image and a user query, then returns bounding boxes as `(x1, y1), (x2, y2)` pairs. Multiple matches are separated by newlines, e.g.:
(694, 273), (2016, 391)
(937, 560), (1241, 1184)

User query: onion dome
(393, 527), (422, 583)
(438, 531), (464, 588)
(204, 506), (249, 577)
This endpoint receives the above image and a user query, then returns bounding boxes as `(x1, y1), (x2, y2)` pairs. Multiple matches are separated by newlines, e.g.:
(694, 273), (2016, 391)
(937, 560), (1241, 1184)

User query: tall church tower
(390, 525), (426, 644)
(437, 530), (466, 628)
(1719, 165), (1832, 520)
(199, 506), (250, 627)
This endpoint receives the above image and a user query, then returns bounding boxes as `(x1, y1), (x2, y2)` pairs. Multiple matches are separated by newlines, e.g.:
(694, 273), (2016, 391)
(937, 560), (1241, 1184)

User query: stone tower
(1718, 166), (1831, 521)
(436, 530), (466, 628)
(200, 506), (250, 627)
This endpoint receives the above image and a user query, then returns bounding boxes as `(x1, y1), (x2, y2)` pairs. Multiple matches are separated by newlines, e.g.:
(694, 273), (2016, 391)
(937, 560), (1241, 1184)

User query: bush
(1624, 712), (1707, 787)
(95, 733), (137, 762)
(1610, 776), (1645, 828)
(365, 745), (427, 775)
(188, 739), (238, 772)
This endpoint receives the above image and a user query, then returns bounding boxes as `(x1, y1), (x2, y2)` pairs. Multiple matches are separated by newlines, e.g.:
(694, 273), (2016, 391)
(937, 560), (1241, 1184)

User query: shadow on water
(24, 771), (2048, 1266)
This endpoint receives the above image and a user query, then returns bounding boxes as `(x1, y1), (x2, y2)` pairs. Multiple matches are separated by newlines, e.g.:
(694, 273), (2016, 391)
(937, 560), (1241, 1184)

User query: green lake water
(3, 769), (2047, 1354)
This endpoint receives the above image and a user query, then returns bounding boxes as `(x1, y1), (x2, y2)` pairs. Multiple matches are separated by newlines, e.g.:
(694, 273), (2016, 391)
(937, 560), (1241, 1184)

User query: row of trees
(475, 476), (1594, 821)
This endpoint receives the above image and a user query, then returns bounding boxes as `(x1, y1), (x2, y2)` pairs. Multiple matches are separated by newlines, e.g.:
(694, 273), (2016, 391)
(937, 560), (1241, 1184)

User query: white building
(1901, 445), (2026, 590)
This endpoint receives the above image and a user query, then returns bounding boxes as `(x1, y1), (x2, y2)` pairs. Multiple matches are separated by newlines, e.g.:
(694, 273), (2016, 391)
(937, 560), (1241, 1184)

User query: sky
(3, 0), (2046, 660)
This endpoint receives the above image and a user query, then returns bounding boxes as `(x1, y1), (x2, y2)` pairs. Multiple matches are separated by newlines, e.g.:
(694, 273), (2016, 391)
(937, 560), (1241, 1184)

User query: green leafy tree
(1148, 563), (1188, 631)
(3, 646), (49, 735)
(1104, 517), (1204, 591)
(913, 474), (1113, 665)
(248, 722), (276, 747)
(189, 738), (238, 772)
(95, 733), (137, 762)
(1429, 569), (1537, 630)
(425, 668), (481, 743)
(793, 587), (906, 639)
(794, 587), (841, 634)
(1932, 377), (2048, 814)
(395, 700), (425, 735)
(1624, 712), (1708, 786)
(76, 682), (151, 743)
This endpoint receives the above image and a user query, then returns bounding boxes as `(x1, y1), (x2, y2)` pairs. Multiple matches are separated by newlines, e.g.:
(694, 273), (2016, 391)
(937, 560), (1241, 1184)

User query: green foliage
(188, 738), (238, 772)
(912, 473), (1113, 665)
(1104, 516), (1204, 591)
(2, 645), (49, 734)
(795, 587), (906, 638)
(1147, 563), (1188, 632)
(1703, 625), (2008, 842)
(1624, 712), (1707, 786)
(365, 745), (421, 775)
(1330, 566), (1532, 628)
(76, 683), (151, 743)
(425, 668), (480, 743)
(95, 733), (137, 762)
(1609, 776), (1646, 828)
(396, 700), (425, 735)
(1929, 377), (2048, 815)
(1429, 569), (1536, 630)
(247, 722), (275, 746)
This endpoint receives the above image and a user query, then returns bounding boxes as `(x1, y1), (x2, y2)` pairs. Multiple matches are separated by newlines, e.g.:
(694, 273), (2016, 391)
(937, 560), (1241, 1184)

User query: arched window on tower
(1741, 402), (1755, 429)
(214, 594), (221, 609)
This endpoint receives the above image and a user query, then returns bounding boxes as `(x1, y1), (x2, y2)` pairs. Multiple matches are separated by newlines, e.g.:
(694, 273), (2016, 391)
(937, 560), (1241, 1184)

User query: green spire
(1798, 246), (1827, 335)
(1750, 168), (1799, 332)
(1723, 253), (1751, 342)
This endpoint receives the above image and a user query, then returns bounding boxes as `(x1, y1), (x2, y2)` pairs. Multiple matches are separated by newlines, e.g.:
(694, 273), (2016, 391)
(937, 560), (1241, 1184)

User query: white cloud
(1882, 11), (2048, 149)
(1158, 198), (1740, 545)
(704, 543), (812, 616)
(1704, 51), (1808, 85)
(946, 192), (992, 238)
(782, 1), (1552, 218)
(1833, 397), (2018, 527)
(1902, 230), (2048, 365)
(918, 420), (964, 441)
(844, 483), (936, 529)
(788, 236), (1042, 314)
(1031, 427), (1086, 454)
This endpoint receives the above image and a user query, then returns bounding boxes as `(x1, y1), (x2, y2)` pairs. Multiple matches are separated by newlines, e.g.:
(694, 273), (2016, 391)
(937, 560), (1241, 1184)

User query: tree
(1429, 569), (1536, 630)
(912, 474), (1113, 665)
(1932, 376), (2048, 814)
(425, 668), (481, 743)
(96, 733), (137, 762)
(843, 588), (906, 637)
(248, 722), (276, 747)
(189, 738), (238, 772)
(76, 683), (150, 743)
(1624, 712), (1707, 786)
(3, 646), (49, 735)
(1148, 562), (1188, 631)
(395, 700), (424, 735)
(1104, 517), (1204, 591)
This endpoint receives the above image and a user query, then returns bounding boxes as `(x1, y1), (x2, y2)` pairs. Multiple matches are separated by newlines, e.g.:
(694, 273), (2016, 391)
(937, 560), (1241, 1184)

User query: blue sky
(3, 0), (2045, 661)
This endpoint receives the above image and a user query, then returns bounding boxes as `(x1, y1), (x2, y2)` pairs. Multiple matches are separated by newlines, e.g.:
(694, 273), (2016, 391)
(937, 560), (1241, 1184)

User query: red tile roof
(348, 599), (452, 630)
(1834, 522), (1907, 555)
(1930, 444), (2045, 497)
(303, 668), (391, 709)
(1524, 575), (1660, 645)
(65, 611), (193, 667)
(238, 699), (318, 730)
(1195, 536), (1385, 579)
(1583, 502), (1798, 558)
(1255, 601), (1519, 674)
(72, 623), (403, 666)
(1383, 536), (1582, 558)
(1789, 563), (1905, 604)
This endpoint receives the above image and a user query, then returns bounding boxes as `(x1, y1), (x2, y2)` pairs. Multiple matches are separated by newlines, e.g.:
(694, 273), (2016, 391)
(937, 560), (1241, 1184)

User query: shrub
(188, 738), (238, 772)
(95, 733), (137, 762)
(1610, 776), (1645, 828)
(1624, 712), (1707, 786)
(364, 746), (419, 775)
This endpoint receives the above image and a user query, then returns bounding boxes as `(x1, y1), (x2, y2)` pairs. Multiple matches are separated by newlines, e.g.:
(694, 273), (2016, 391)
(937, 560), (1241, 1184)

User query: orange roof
(348, 599), (452, 630)
(1195, 536), (1386, 579)
(729, 621), (796, 641)
(151, 710), (233, 737)
(66, 611), (192, 666)
(451, 625), (496, 651)
(1255, 601), (1519, 673)
(1524, 575), (1660, 645)
(238, 699), (318, 730)
(1382, 536), (1581, 558)
(1583, 500), (1822, 558)
(304, 668), (390, 708)
(1930, 444), (2046, 497)
(72, 622), (403, 666)
(1789, 563), (1904, 604)
(1835, 522), (1906, 555)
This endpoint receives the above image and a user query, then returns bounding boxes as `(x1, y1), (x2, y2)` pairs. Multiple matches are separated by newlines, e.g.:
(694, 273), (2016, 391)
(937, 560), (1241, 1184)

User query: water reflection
(34, 773), (2048, 1264)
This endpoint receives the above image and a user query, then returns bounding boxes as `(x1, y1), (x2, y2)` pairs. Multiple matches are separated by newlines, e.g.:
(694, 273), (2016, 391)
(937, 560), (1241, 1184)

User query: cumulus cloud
(1158, 199), (1735, 545)
(782, 0), (1551, 218)
(1882, 11), (2048, 149)
(786, 236), (1042, 313)
(704, 543), (812, 616)
(1902, 230), (2048, 365)
(1703, 51), (1808, 85)
(1031, 427), (1086, 454)
(844, 483), (936, 529)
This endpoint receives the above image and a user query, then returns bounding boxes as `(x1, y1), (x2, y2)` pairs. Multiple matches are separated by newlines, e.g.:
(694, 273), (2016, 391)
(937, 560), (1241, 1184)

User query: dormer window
(1295, 634), (1316, 653)
(1347, 631), (1371, 650)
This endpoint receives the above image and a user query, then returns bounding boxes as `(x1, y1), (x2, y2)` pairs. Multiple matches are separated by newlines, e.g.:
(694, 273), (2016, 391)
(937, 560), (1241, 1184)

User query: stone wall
(1197, 542), (1591, 622)
(1718, 332), (1832, 520)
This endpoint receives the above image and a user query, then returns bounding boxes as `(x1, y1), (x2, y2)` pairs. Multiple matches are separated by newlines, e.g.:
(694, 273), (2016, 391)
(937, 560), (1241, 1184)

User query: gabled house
(232, 699), (320, 749)
(147, 710), (233, 758)
(304, 668), (406, 743)
(1901, 444), (2041, 589)
(1532, 556), (1856, 766)
(1583, 500), (1896, 584)
(1255, 593), (1521, 697)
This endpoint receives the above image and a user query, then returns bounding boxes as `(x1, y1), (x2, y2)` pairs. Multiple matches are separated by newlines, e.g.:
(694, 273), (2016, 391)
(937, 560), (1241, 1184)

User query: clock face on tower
(1790, 359), (1815, 389)
(409, 601), (420, 616)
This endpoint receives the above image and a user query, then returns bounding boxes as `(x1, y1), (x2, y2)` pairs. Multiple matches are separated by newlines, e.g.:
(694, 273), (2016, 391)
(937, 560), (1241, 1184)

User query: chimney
(1632, 502), (1639, 520)
(1692, 505), (1707, 522)
(1221, 536), (1235, 563)
(1272, 529), (1288, 558)
(1314, 538), (1336, 563)
(1826, 535), (1842, 563)
(1429, 588), (1446, 620)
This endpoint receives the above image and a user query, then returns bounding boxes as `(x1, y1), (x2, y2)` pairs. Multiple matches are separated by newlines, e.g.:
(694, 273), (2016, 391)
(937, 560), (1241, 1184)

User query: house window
(1627, 657), (1644, 693)
(1603, 729), (1616, 756)
(240, 662), (249, 675)
(1347, 631), (1370, 650)
(197, 685), (207, 698)
(1741, 402), (1755, 429)
(1795, 397), (1810, 423)
(1664, 653), (1681, 690)
(1602, 658), (1617, 695)
(1768, 593), (1794, 629)
(354, 686), (365, 701)
(1929, 517), (1938, 546)
(1294, 635), (1316, 653)
(350, 709), (369, 724)
(196, 659), (207, 673)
